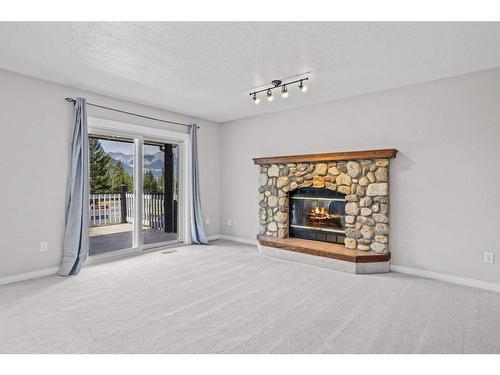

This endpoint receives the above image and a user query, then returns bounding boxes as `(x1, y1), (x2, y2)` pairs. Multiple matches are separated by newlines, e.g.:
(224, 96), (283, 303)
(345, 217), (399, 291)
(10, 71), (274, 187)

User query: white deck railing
(90, 193), (169, 230)
(89, 193), (122, 226)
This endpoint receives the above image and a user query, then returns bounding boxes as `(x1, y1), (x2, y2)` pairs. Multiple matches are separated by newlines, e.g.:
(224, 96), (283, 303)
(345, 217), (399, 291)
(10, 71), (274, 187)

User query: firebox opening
(289, 188), (346, 245)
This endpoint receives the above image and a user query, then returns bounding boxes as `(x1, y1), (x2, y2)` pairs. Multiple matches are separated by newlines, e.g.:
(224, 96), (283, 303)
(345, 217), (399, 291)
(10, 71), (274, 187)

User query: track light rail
(249, 77), (309, 96)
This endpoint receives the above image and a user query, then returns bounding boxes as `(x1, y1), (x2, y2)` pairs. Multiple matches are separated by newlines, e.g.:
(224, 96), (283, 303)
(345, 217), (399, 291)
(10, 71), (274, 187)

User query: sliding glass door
(142, 140), (179, 248)
(88, 132), (179, 257)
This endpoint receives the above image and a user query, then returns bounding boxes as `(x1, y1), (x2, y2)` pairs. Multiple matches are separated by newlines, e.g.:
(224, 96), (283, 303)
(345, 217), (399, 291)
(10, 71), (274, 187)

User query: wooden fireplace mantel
(253, 148), (398, 165)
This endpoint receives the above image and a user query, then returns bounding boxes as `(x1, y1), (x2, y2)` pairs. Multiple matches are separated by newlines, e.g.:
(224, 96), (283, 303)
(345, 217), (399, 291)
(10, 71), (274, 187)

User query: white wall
(219, 68), (500, 284)
(0, 69), (220, 278)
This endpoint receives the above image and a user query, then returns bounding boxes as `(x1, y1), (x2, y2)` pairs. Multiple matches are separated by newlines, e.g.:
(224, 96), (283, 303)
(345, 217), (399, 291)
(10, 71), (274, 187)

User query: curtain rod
(65, 97), (197, 128)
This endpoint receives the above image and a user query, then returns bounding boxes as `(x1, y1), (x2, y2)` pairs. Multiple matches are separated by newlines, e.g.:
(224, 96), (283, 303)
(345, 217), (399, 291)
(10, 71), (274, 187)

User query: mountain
(146, 159), (165, 170)
(108, 152), (134, 165)
(107, 151), (164, 179)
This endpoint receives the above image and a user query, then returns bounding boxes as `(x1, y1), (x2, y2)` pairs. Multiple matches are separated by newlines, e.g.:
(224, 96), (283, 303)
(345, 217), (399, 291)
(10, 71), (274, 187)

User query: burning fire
(306, 206), (342, 227)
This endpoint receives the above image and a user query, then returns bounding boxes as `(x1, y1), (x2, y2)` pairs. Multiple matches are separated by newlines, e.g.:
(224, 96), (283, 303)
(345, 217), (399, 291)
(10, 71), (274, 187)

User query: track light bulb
(267, 89), (274, 102)
(252, 93), (260, 105)
(298, 80), (308, 93)
(281, 86), (289, 98)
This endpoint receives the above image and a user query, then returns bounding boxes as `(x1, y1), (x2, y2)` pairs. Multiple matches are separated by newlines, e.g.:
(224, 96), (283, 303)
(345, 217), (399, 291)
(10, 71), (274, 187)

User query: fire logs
(306, 206), (342, 228)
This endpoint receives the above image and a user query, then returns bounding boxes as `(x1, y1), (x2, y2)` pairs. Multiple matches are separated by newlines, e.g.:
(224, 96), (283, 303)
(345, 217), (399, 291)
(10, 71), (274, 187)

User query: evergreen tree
(158, 168), (165, 193)
(89, 138), (112, 193)
(143, 169), (158, 193)
(110, 161), (133, 192)
(123, 169), (133, 192)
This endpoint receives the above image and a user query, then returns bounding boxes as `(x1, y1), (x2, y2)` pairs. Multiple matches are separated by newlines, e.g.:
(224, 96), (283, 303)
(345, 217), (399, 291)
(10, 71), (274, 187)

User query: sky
(100, 139), (160, 156)
(100, 139), (133, 154)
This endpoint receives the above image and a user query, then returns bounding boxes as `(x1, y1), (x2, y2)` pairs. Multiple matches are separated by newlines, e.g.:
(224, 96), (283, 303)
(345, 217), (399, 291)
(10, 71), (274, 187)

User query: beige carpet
(1, 240), (499, 353)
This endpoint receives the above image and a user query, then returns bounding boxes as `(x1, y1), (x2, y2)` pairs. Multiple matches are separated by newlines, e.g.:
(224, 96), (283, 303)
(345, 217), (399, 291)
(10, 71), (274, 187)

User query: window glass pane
(142, 142), (179, 246)
(88, 136), (135, 255)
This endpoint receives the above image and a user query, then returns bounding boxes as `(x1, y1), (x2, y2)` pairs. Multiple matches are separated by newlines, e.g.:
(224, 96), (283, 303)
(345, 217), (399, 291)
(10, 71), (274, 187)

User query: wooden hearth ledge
(253, 148), (397, 165)
(257, 235), (390, 263)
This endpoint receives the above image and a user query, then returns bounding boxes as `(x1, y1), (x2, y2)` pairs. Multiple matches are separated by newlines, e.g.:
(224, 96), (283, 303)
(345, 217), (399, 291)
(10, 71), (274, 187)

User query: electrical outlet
(205, 218), (210, 225)
(232, 220), (237, 227)
(227, 219), (232, 226)
(483, 252), (494, 264)
(40, 241), (48, 252)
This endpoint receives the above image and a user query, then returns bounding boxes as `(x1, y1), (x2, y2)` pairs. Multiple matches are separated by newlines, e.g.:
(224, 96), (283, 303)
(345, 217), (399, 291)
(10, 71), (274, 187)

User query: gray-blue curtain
(59, 98), (89, 275)
(189, 124), (208, 244)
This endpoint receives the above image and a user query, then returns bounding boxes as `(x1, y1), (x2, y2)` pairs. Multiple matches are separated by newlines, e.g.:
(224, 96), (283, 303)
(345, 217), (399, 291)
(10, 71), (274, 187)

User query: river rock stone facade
(258, 158), (391, 253)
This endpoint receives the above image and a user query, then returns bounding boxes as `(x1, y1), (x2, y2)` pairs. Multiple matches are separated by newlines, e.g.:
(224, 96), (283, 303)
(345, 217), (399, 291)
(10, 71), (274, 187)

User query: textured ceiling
(0, 22), (500, 122)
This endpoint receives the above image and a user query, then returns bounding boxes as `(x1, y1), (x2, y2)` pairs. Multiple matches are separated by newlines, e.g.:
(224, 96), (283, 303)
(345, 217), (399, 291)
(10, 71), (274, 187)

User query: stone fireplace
(254, 149), (397, 273)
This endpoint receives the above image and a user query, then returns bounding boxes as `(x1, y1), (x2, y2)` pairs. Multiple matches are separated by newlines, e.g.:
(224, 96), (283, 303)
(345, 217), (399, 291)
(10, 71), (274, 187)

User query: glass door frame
(86, 116), (190, 262)
(141, 135), (181, 251)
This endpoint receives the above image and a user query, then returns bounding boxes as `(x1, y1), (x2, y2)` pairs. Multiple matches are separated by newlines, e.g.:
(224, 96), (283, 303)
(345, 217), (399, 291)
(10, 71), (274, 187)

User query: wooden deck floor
(89, 228), (178, 255)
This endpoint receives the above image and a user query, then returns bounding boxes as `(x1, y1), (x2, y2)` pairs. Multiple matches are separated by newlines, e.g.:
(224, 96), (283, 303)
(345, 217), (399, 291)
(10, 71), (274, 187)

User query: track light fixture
(298, 79), (308, 93)
(249, 77), (309, 105)
(281, 85), (288, 98)
(266, 89), (274, 102)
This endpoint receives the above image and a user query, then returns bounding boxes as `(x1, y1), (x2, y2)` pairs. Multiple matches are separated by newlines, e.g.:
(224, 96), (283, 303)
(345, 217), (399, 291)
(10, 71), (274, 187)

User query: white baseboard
(391, 264), (500, 292)
(0, 266), (59, 286)
(210, 234), (258, 246)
